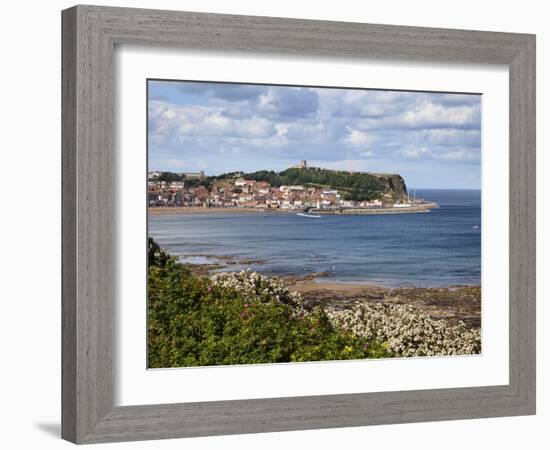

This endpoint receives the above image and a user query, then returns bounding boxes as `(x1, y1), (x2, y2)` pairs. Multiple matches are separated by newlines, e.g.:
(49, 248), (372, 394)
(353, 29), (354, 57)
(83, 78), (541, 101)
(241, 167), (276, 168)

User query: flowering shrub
(148, 237), (172, 268)
(325, 302), (481, 357)
(147, 254), (390, 368)
(210, 270), (304, 309)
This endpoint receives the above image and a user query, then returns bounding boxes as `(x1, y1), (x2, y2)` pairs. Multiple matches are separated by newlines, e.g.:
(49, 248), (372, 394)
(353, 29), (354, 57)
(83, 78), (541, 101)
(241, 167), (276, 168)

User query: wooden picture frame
(61, 5), (536, 444)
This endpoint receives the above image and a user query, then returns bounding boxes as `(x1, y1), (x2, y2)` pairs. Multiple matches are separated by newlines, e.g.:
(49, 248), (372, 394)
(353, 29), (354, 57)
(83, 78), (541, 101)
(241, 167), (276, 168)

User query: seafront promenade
(148, 201), (438, 216)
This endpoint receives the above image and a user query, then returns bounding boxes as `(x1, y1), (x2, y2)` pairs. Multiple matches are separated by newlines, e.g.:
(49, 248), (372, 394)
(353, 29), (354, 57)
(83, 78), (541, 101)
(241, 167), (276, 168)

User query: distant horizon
(149, 80), (481, 189)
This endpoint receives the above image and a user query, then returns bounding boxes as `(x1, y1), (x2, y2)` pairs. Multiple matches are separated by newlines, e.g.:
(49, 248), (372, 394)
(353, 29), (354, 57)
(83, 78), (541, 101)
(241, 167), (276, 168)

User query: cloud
(177, 82), (268, 102)
(400, 102), (480, 129)
(335, 90), (414, 118)
(422, 129), (481, 147)
(254, 87), (319, 119)
(334, 91), (481, 132)
(396, 146), (480, 163)
(344, 128), (373, 146)
(148, 81), (482, 187)
(149, 100), (277, 139)
(431, 93), (481, 106)
(284, 122), (323, 140)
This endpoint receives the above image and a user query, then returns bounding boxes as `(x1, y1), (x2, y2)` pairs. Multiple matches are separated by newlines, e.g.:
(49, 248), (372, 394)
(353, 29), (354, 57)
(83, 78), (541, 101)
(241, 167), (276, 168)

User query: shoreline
(288, 277), (481, 329)
(148, 202), (438, 216)
(177, 253), (479, 292)
(288, 277), (479, 294)
(289, 279), (388, 294)
(177, 253), (478, 291)
(176, 254), (481, 329)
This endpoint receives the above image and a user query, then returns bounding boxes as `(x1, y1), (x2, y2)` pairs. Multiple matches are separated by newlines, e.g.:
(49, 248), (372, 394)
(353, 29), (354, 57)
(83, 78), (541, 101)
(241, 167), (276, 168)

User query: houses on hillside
(147, 171), (390, 210)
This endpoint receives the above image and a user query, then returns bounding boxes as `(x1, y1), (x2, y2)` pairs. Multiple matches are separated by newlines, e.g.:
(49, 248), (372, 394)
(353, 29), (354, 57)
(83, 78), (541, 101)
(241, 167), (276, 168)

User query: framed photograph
(62, 5), (536, 444)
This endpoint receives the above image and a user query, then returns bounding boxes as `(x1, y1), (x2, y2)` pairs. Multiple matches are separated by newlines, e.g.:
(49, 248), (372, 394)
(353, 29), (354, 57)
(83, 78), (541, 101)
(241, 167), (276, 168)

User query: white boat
(296, 212), (321, 218)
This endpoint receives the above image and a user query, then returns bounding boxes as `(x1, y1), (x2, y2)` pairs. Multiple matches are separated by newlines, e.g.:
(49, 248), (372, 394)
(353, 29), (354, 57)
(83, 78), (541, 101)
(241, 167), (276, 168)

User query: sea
(148, 189), (481, 288)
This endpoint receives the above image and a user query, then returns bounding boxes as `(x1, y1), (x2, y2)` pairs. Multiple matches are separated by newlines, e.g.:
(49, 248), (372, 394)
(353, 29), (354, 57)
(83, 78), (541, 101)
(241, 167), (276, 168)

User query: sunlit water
(148, 189), (481, 288)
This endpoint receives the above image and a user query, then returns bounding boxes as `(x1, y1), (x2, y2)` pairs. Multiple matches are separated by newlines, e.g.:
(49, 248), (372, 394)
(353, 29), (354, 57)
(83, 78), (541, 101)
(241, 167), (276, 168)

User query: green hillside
(241, 167), (407, 202)
(153, 167), (408, 202)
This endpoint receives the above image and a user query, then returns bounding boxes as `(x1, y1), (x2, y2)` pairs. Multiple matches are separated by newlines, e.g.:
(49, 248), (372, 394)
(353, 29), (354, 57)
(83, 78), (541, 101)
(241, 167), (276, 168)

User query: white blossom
(210, 271), (480, 357)
(325, 302), (480, 357)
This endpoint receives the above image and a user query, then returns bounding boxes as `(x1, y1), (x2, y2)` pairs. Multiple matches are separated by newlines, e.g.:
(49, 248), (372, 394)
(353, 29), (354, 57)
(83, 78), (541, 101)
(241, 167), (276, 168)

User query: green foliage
(240, 167), (400, 201)
(183, 177), (214, 190)
(147, 242), (391, 368)
(147, 237), (172, 268)
(155, 171), (184, 182)
(153, 172), (214, 190)
(155, 167), (407, 201)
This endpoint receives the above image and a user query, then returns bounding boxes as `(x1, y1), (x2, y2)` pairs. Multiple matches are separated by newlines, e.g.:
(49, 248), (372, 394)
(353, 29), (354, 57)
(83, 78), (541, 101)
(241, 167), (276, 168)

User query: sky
(148, 80), (481, 189)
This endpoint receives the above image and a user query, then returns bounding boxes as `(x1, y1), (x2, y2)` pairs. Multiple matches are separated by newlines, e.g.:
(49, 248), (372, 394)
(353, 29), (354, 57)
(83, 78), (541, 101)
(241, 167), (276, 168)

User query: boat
(296, 212), (321, 218)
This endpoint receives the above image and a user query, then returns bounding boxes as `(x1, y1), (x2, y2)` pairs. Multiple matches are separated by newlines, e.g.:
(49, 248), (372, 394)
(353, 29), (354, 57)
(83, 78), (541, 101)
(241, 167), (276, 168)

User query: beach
(148, 206), (277, 215)
(287, 278), (481, 329)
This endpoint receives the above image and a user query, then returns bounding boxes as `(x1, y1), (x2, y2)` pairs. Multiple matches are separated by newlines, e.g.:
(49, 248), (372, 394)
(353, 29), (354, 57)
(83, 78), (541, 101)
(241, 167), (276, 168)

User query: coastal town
(147, 161), (437, 214)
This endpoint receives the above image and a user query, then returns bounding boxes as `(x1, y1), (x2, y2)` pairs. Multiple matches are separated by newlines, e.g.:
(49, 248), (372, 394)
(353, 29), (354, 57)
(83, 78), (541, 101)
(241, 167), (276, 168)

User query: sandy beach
(148, 207), (286, 215)
(289, 279), (388, 295)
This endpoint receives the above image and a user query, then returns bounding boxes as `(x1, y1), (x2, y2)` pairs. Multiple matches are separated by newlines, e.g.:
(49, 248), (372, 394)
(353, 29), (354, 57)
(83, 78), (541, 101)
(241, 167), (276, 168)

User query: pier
(311, 202), (439, 215)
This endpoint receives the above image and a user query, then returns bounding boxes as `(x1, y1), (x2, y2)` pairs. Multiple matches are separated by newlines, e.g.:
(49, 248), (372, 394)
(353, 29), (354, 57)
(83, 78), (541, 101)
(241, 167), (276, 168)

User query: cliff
(370, 173), (408, 202)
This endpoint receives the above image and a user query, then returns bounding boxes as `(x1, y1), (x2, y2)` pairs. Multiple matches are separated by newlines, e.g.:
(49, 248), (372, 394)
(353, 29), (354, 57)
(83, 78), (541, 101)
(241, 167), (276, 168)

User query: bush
(148, 237), (173, 268)
(326, 303), (481, 357)
(147, 262), (390, 367)
(210, 270), (305, 309)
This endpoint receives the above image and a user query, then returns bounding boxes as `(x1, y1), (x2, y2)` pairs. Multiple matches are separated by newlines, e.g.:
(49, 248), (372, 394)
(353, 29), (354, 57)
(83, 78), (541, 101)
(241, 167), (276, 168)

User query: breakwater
(312, 202), (438, 215)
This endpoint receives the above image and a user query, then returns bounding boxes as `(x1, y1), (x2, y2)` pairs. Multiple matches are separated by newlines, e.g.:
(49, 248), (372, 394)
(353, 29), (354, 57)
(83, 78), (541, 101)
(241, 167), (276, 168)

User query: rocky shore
(289, 280), (481, 329)
(208, 270), (481, 357)
(177, 252), (480, 330)
(178, 254), (266, 277)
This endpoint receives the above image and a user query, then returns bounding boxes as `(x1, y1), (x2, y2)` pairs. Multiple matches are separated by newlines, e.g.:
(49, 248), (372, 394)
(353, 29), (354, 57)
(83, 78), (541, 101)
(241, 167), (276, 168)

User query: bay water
(148, 189), (481, 287)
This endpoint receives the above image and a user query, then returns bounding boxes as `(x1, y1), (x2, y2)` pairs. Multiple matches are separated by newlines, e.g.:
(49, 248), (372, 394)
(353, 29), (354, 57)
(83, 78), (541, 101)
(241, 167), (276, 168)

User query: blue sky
(148, 80), (481, 189)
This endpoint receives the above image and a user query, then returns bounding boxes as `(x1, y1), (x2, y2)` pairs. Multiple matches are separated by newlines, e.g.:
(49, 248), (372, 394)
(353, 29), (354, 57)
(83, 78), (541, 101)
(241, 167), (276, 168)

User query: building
(287, 185), (304, 191)
(168, 181), (185, 189)
(293, 160), (308, 169)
